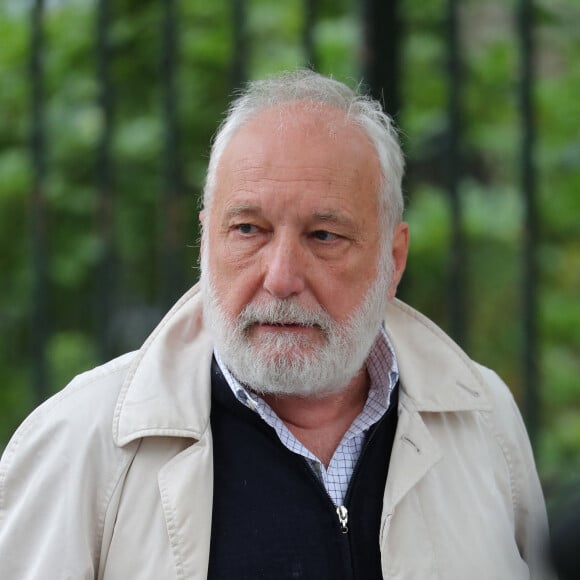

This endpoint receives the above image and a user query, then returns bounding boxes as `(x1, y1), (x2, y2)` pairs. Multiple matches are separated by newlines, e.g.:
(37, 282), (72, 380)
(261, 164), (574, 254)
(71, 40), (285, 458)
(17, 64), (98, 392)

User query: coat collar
(113, 284), (214, 446)
(113, 288), (491, 446)
(385, 299), (491, 413)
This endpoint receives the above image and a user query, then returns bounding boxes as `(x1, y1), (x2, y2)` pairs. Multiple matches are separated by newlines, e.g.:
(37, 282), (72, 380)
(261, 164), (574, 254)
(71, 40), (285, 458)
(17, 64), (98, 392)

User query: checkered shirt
(214, 326), (399, 507)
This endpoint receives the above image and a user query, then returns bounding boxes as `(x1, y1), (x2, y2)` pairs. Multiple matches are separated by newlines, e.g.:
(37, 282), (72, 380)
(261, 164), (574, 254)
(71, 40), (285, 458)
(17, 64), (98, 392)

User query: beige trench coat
(0, 285), (554, 579)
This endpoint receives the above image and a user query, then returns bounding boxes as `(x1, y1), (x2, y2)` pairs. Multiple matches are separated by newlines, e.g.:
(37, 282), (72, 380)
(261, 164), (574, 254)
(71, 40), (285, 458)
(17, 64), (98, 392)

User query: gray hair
(202, 69), (405, 236)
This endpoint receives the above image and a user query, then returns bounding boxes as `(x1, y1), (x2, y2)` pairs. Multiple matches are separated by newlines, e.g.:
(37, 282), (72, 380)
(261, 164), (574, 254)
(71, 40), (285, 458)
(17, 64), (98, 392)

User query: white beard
(200, 246), (393, 398)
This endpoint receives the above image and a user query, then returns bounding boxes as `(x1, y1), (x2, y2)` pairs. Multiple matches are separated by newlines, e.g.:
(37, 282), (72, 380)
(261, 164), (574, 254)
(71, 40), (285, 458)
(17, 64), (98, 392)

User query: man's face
(201, 104), (408, 396)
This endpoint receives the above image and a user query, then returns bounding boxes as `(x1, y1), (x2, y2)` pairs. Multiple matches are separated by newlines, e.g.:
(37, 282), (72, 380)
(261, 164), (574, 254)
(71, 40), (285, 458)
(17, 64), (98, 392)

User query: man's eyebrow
(313, 210), (356, 228)
(223, 203), (262, 219)
(221, 206), (357, 229)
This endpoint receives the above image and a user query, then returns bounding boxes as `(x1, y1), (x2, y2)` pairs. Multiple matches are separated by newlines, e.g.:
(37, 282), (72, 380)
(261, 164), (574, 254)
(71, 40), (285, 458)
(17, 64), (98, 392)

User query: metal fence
(26, 0), (540, 446)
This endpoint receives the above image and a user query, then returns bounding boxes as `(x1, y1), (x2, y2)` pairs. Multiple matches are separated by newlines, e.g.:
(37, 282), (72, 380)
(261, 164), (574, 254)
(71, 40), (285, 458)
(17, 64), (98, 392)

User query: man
(0, 70), (553, 578)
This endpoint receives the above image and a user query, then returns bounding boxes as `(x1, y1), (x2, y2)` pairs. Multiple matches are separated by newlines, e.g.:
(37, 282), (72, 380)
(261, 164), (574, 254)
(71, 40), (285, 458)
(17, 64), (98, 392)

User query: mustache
(238, 300), (335, 334)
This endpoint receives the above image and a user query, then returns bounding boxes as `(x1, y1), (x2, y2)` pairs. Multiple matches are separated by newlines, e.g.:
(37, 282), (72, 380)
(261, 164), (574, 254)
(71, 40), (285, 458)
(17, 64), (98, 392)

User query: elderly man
(0, 71), (552, 579)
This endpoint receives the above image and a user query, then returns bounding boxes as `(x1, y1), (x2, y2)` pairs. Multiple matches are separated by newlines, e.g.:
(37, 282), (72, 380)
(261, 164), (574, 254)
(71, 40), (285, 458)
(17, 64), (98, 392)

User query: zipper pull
(336, 505), (349, 534)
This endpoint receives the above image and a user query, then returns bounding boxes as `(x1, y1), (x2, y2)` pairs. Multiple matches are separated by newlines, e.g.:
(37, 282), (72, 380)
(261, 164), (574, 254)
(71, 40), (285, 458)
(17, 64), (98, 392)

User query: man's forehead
(215, 102), (375, 178)
(208, 100), (382, 217)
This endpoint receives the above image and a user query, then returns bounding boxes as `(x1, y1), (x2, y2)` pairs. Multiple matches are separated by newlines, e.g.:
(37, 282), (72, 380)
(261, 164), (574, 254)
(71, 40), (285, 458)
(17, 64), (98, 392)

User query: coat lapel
(113, 285), (214, 447)
(382, 399), (442, 514)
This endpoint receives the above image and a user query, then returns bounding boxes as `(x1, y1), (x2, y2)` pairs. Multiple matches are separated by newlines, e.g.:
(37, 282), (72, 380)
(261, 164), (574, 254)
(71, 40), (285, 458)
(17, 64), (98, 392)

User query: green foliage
(400, 0), (580, 488)
(0, 0), (579, 495)
(48, 331), (98, 394)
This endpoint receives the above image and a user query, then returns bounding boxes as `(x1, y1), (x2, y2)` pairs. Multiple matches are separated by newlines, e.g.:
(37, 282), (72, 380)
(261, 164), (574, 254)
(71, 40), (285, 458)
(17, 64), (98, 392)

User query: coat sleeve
(478, 365), (557, 580)
(0, 363), (133, 579)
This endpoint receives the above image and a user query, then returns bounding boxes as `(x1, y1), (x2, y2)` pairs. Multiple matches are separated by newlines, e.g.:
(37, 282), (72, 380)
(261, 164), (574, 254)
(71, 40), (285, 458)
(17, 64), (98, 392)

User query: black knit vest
(207, 359), (399, 580)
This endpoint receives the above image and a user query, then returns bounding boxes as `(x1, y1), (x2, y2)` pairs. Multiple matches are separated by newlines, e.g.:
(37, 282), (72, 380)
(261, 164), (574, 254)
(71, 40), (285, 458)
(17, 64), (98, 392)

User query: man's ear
(199, 210), (206, 226)
(388, 222), (409, 300)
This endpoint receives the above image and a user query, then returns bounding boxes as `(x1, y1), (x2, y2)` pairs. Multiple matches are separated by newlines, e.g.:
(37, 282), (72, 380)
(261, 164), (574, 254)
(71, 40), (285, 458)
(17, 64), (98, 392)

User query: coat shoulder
(2, 351), (136, 464)
(0, 352), (140, 578)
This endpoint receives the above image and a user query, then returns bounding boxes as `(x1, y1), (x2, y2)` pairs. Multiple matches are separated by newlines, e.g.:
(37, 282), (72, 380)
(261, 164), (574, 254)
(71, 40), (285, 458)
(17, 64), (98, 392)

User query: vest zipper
(300, 396), (394, 536)
(300, 463), (354, 576)
(336, 505), (349, 533)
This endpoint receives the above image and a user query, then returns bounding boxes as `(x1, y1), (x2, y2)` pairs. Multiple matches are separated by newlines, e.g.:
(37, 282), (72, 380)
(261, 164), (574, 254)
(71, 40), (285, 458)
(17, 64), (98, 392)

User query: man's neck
(260, 368), (370, 468)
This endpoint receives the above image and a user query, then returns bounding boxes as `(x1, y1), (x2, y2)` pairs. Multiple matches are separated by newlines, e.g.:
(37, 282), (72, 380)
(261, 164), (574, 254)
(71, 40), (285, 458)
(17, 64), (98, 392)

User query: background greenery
(1, 0), (579, 501)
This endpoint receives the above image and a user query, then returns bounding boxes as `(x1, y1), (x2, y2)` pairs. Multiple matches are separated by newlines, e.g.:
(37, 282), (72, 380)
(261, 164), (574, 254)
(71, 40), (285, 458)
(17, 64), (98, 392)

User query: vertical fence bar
(362, 0), (401, 120)
(518, 0), (539, 450)
(445, 0), (467, 347)
(231, 0), (247, 91)
(95, 0), (115, 361)
(30, 0), (49, 402)
(303, 0), (318, 70)
(160, 0), (183, 310)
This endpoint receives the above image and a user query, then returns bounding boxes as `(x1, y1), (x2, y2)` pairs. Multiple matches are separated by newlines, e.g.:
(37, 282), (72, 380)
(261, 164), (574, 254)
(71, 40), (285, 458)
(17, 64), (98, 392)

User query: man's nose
(262, 235), (306, 299)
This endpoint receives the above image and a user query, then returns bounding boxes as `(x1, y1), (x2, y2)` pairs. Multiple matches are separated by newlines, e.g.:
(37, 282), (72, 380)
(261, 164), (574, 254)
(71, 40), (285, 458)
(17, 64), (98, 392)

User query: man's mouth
(245, 321), (324, 337)
(255, 322), (315, 330)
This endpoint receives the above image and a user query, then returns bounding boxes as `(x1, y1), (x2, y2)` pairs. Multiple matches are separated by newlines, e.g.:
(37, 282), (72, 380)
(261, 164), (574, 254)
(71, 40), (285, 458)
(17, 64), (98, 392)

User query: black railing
(518, 0), (539, 451)
(231, 0), (248, 90)
(362, 0), (401, 121)
(445, 0), (467, 349)
(160, 0), (184, 312)
(29, 0), (49, 403)
(303, 0), (318, 70)
(24, 0), (540, 446)
(95, 0), (115, 362)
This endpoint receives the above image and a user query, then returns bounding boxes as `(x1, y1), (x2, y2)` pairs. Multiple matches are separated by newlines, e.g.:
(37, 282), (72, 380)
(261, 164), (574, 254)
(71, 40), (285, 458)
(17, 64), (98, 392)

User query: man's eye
(236, 223), (257, 235)
(312, 230), (338, 242)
